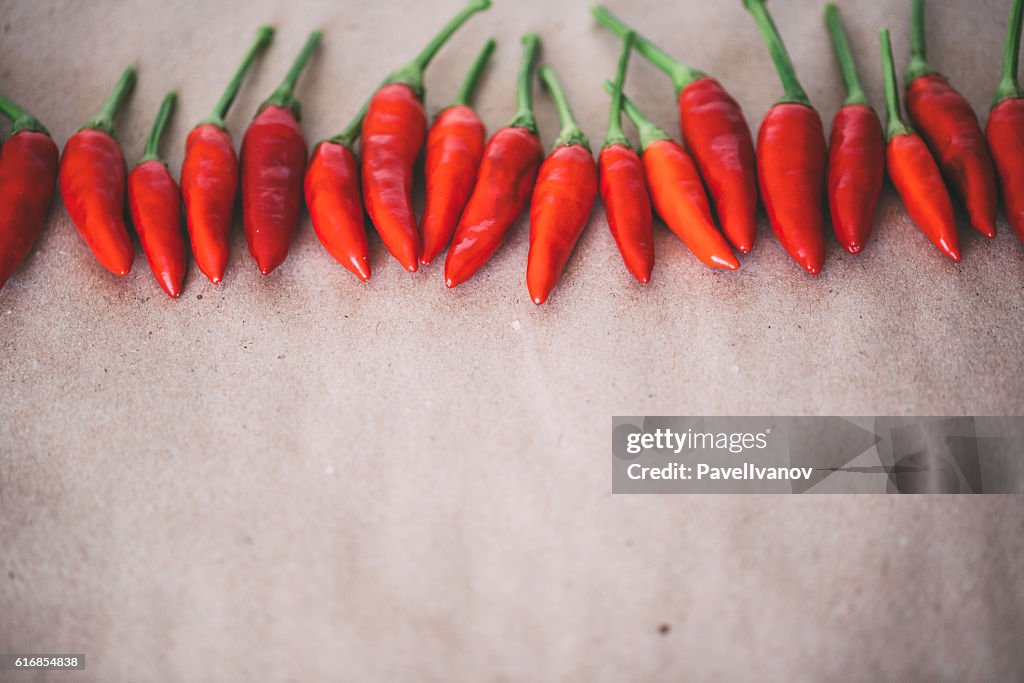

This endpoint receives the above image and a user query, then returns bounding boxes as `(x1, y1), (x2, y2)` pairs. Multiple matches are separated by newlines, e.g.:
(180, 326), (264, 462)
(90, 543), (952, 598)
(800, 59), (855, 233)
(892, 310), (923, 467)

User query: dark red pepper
(987, 0), (1024, 245)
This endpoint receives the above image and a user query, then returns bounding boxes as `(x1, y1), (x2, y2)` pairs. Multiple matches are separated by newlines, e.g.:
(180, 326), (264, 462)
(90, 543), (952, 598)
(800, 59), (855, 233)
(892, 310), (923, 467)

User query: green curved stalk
(140, 91), (178, 163)
(743, 0), (811, 107)
(601, 80), (670, 151)
(994, 0), (1024, 107)
(590, 5), (705, 95)
(508, 34), (541, 134)
(604, 32), (635, 149)
(453, 38), (496, 106)
(905, 0), (936, 83)
(201, 25), (275, 128)
(261, 30), (322, 116)
(327, 94), (372, 149)
(83, 66), (137, 135)
(825, 4), (869, 107)
(0, 95), (48, 135)
(540, 65), (589, 150)
(880, 29), (912, 140)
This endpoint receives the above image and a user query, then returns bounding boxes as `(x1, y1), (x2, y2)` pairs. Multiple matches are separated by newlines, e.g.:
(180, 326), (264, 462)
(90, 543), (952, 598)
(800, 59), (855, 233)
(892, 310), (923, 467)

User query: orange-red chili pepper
(881, 29), (960, 261)
(744, 0), (827, 275)
(591, 6), (758, 254)
(128, 92), (186, 298)
(182, 26), (274, 284)
(420, 38), (496, 266)
(987, 0), (1024, 245)
(241, 31), (320, 276)
(0, 96), (59, 291)
(905, 0), (997, 239)
(444, 34), (544, 289)
(824, 4), (885, 254)
(362, 0), (491, 273)
(526, 66), (599, 305)
(59, 66), (136, 276)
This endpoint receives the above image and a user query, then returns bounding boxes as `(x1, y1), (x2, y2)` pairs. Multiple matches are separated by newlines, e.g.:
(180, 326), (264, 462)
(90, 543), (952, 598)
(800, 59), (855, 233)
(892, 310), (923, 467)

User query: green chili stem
(590, 5), (705, 95)
(261, 30), (322, 115)
(905, 0), (935, 82)
(825, 4), (869, 107)
(880, 29), (912, 140)
(743, 0), (811, 107)
(453, 38), (496, 106)
(327, 93), (372, 149)
(140, 91), (178, 163)
(540, 65), (589, 150)
(0, 94), (48, 135)
(994, 0), (1024, 106)
(509, 33), (541, 134)
(83, 66), (137, 135)
(604, 32), (635, 149)
(201, 25), (274, 128)
(601, 80), (670, 151)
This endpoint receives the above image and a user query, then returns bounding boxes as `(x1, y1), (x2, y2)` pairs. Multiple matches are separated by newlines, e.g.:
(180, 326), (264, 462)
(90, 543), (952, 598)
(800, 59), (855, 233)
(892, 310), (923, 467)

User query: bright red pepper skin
(128, 161), (186, 298)
(0, 131), (58, 290)
(444, 126), (544, 288)
(420, 104), (486, 265)
(906, 74), (998, 239)
(181, 124), (237, 284)
(986, 98), (1024, 244)
(756, 103), (827, 275)
(599, 143), (654, 283)
(59, 129), (134, 276)
(361, 83), (426, 272)
(240, 104), (308, 276)
(304, 141), (370, 281)
(679, 77), (758, 254)
(828, 104), (885, 254)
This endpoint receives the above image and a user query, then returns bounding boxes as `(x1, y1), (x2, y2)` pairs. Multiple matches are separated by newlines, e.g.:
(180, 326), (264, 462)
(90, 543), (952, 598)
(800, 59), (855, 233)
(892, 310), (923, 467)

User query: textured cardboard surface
(1, 0), (1023, 680)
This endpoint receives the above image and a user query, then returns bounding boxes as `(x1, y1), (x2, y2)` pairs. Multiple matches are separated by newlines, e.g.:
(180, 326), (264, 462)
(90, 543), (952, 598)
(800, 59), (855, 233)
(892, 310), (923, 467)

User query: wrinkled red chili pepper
(0, 96), (59, 291)
(241, 30), (320, 276)
(59, 66), (136, 276)
(362, 0), (492, 273)
(420, 38), (496, 266)
(591, 6), (758, 254)
(905, 0), (998, 239)
(745, 0), (827, 275)
(182, 26), (274, 284)
(881, 29), (960, 261)
(128, 92), (186, 298)
(444, 34), (544, 289)
(987, 0), (1024, 245)
(824, 4), (885, 254)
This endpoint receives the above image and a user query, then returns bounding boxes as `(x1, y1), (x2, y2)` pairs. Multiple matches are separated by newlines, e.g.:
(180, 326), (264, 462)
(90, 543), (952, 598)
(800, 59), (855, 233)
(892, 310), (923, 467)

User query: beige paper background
(1, 0), (1023, 680)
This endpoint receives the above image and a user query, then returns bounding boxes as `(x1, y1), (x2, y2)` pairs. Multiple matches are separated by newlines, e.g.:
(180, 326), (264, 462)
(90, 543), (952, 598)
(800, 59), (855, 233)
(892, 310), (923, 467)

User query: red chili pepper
(824, 4), (885, 254)
(444, 34), (544, 289)
(526, 66), (599, 305)
(182, 26), (274, 284)
(591, 6), (758, 254)
(744, 0), (827, 275)
(905, 0), (998, 240)
(880, 29), (960, 261)
(59, 67), (136, 276)
(241, 31), (320, 276)
(362, 0), (492, 273)
(0, 96), (59, 291)
(128, 92), (186, 298)
(987, 0), (1024, 245)
(599, 32), (654, 284)
(420, 38), (496, 266)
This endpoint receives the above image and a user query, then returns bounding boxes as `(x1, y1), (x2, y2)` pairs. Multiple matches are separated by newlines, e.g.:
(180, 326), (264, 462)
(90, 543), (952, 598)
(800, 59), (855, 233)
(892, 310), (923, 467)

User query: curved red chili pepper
(182, 26), (274, 284)
(445, 34), (544, 289)
(987, 0), (1024, 245)
(362, 0), (491, 273)
(128, 92), (186, 298)
(0, 97), (58, 291)
(745, 0), (827, 275)
(420, 38), (495, 266)
(905, 0), (997, 239)
(591, 6), (758, 254)
(59, 66), (136, 276)
(241, 31), (320, 276)
(881, 30), (960, 261)
(825, 4), (885, 254)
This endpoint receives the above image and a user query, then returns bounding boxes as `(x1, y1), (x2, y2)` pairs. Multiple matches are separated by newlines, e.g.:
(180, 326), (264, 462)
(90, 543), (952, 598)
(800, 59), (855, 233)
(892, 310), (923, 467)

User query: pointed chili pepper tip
(846, 241), (863, 255)
(210, 276), (223, 285)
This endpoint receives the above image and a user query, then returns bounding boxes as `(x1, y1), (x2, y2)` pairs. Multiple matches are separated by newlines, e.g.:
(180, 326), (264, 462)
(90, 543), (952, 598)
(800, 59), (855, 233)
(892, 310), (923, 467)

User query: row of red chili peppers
(1, 0), (1022, 304)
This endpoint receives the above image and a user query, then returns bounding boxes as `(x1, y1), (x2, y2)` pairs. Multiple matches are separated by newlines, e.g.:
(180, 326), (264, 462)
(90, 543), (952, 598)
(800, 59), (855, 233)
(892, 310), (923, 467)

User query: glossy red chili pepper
(905, 0), (998, 239)
(59, 66), (136, 276)
(526, 66), (599, 305)
(987, 0), (1024, 245)
(182, 26), (274, 284)
(0, 97), (58, 291)
(745, 0), (827, 275)
(599, 32), (654, 284)
(591, 6), (758, 254)
(824, 4), (885, 254)
(362, 0), (491, 273)
(128, 92), (186, 298)
(420, 38), (496, 266)
(881, 30), (960, 261)
(445, 34), (544, 289)
(241, 31), (320, 276)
